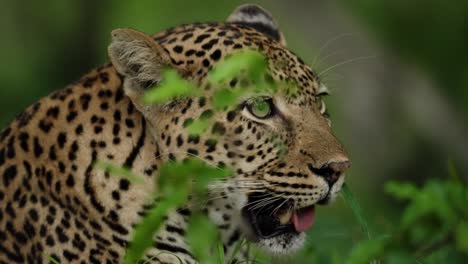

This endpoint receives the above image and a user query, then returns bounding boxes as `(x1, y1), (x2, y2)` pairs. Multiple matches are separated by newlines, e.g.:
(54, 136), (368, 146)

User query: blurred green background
(1, 0), (467, 262)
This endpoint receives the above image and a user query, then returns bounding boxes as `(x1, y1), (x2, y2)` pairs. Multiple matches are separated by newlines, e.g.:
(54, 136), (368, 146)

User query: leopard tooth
(279, 210), (292, 225)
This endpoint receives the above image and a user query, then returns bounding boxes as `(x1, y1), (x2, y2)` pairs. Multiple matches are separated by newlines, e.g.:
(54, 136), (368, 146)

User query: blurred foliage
(144, 69), (199, 104)
(289, 176), (467, 264)
(346, 179), (468, 264)
(124, 159), (231, 264)
(341, 0), (468, 111)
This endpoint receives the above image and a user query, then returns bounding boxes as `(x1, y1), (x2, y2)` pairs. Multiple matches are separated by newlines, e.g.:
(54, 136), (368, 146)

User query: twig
(414, 234), (453, 260)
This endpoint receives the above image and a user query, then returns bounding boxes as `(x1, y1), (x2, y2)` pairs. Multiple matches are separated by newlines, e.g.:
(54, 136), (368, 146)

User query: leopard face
(109, 4), (350, 254)
(0, 4), (349, 264)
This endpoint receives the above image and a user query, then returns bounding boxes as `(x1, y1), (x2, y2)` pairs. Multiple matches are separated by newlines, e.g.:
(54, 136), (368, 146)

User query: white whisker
(319, 55), (377, 77)
(312, 33), (354, 67)
(271, 194), (294, 216)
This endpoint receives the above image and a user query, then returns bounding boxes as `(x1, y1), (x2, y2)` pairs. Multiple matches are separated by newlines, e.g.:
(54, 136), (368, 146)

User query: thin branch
(414, 234), (453, 260)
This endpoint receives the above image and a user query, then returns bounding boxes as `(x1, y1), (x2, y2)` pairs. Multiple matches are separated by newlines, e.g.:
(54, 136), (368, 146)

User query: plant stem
(414, 234), (453, 260)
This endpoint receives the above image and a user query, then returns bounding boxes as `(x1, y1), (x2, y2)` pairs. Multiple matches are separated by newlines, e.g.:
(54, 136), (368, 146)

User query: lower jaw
(255, 232), (307, 254)
(238, 208), (314, 254)
(238, 222), (305, 254)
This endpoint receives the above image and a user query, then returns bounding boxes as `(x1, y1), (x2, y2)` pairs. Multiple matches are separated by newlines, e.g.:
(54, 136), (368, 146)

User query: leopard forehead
(153, 22), (322, 104)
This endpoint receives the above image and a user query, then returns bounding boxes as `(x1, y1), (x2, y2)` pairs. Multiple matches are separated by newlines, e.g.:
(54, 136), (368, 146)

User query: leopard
(0, 4), (350, 264)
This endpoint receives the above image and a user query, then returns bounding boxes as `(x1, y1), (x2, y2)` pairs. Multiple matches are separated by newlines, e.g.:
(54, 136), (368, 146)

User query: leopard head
(108, 4), (350, 254)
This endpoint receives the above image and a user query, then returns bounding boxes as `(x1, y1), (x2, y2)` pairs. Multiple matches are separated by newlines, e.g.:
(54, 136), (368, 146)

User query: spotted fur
(0, 4), (349, 264)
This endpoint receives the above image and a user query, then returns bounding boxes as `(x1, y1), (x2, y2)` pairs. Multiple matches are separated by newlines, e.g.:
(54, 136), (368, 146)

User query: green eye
(246, 97), (275, 119)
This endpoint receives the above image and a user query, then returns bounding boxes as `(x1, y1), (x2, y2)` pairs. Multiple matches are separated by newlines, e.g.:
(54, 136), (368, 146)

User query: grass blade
(218, 242), (226, 264)
(341, 183), (372, 240)
(229, 238), (245, 264)
(42, 254), (60, 264)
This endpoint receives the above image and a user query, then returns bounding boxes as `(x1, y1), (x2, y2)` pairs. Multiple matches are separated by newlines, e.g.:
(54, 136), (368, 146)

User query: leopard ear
(227, 4), (286, 46)
(108, 28), (171, 89)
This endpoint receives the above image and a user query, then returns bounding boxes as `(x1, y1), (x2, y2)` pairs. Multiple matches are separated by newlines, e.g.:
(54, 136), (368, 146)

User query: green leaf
(212, 88), (244, 111)
(124, 159), (230, 264)
(186, 213), (219, 264)
(95, 161), (145, 184)
(208, 50), (267, 84)
(346, 238), (386, 264)
(400, 181), (458, 231)
(158, 159), (231, 198)
(385, 181), (419, 200)
(157, 161), (192, 198)
(456, 221), (468, 253)
(186, 118), (210, 136)
(191, 164), (231, 192)
(124, 198), (184, 264)
(144, 69), (198, 104)
(283, 80), (299, 97)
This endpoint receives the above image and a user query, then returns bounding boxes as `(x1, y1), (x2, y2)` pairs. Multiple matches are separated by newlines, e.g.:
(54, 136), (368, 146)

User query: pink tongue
(292, 206), (315, 232)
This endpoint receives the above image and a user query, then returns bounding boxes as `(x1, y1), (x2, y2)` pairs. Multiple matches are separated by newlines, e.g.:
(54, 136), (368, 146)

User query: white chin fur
(329, 174), (346, 201)
(256, 232), (306, 255)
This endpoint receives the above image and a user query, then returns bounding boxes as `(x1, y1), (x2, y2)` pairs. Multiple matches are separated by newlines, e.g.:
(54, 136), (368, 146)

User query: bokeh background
(1, 0), (467, 263)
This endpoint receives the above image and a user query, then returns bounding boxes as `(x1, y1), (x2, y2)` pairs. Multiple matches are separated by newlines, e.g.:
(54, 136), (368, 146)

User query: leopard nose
(307, 160), (351, 186)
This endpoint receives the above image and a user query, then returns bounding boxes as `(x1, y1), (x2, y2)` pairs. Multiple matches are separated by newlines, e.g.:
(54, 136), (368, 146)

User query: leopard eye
(246, 96), (275, 119)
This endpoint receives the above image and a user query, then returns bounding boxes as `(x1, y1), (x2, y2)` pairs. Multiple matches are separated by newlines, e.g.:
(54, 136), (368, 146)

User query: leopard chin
(256, 233), (307, 254)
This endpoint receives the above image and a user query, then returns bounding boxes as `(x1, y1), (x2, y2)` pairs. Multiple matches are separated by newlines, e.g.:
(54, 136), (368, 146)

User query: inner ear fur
(108, 28), (171, 88)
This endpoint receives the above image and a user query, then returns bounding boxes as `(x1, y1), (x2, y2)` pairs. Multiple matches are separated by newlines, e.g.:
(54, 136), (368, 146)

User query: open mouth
(241, 193), (316, 239)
